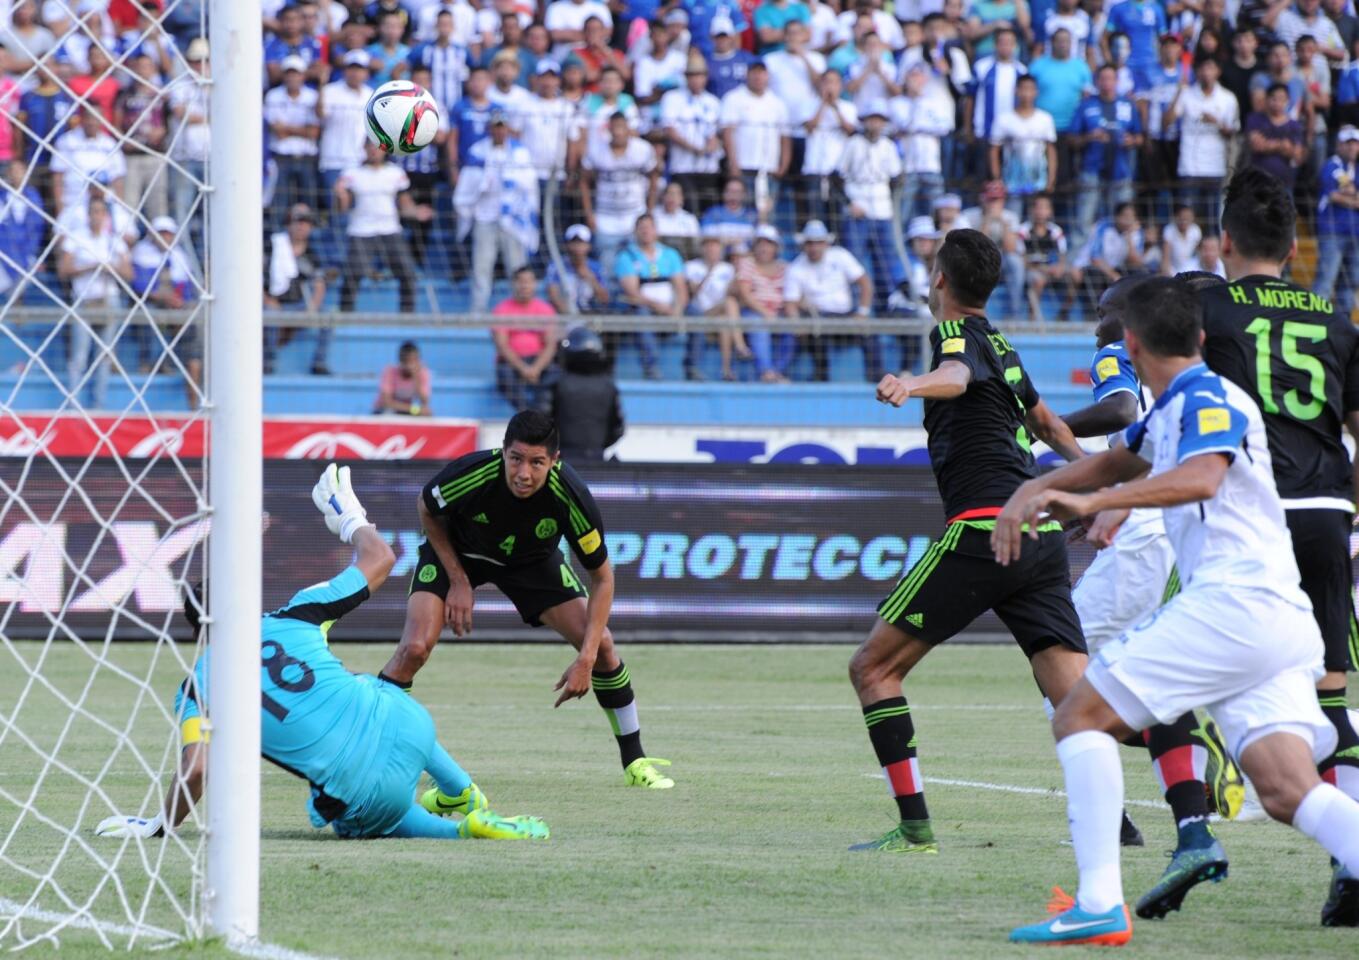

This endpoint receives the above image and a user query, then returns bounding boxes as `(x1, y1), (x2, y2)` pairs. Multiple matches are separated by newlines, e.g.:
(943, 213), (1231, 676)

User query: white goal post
(0, 0), (262, 950)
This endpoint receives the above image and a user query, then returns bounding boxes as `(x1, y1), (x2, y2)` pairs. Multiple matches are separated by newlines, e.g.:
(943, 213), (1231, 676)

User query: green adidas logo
(904, 612), (924, 628)
(473, 513), (489, 524)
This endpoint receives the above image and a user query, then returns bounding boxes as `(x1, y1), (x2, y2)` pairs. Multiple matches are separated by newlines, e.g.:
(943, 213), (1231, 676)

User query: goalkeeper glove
(95, 813), (165, 839)
(311, 463), (370, 543)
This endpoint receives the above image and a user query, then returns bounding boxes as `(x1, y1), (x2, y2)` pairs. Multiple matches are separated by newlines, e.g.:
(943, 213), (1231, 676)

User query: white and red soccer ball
(365, 81), (440, 155)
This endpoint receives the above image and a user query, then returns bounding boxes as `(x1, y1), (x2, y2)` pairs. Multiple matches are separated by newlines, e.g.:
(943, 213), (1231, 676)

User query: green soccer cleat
(1134, 840), (1229, 919)
(1194, 718), (1245, 820)
(459, 808), (550, 840)
(624, 757), (674, 789)
(849, 819), (939, 854)
(420, 782), (488, 818)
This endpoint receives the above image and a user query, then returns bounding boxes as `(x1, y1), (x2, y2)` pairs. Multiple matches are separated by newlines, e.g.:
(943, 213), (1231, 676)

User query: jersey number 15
(1245, 318), (1327, 421)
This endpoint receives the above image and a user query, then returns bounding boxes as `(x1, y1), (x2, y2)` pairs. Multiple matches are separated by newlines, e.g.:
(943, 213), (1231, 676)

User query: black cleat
(1322, 864), (1359, 927)
(1120, 810), (1145, 847)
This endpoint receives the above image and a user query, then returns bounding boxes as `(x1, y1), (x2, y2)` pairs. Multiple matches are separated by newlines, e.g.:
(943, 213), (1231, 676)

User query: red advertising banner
(0, 413), (477, 461)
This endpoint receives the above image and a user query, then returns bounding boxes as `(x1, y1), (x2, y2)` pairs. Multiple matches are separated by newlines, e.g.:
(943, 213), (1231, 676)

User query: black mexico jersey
(923, 316), (1043, 519)
(1200, 276), (1359, 503)
(421, 450), (609, 570)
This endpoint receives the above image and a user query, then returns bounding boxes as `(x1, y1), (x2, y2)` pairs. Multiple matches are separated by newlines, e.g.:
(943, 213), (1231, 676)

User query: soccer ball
(365, 81), (440, 155)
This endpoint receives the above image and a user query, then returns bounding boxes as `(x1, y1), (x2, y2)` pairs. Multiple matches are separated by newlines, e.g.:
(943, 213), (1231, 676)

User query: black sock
(1147, 714), (1210, 839)
(592, 663), (644, 768)
(377, 671), (411, 690)
(1319, 686), (1359, 789)
(863, 697), (928, 823)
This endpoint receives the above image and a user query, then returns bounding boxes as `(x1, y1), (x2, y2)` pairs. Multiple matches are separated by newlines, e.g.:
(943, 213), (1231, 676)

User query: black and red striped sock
(863, 697), (928, 823)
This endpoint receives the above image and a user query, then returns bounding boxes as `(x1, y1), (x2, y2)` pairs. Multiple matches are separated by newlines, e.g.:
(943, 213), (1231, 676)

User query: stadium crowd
(5, 0), (1359, 394)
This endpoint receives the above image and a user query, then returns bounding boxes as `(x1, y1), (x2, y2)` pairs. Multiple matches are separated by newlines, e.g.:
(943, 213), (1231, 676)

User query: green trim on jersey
(949, 518), (1062, 534)
(439, 452), (502, 503)
(937, 319), (965, 339)
(548, 466), (591, 535)
(1161, 566), (1182, 604)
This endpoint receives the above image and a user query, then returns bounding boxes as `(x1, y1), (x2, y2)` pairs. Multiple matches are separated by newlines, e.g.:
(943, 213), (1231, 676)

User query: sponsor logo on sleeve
(941, 337), (966, 355)
(578, 528), (602, 554)
(1197, 408), (1230, 434)
(1095, 356), (1120, 382)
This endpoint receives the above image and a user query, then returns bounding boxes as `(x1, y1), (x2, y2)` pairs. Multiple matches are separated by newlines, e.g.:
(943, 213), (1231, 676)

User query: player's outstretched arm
(95, 740), (206, 840)
(555, 560), (615, 708)
(875, 360), (971, 407)
(312, 463), (394, 591)
(353, 524), (396, 593)
(1061, 392), (1140, 440)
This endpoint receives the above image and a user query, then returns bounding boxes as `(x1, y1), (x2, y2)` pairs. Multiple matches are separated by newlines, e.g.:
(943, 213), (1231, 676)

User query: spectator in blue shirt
(707, 17), (756, 98)
(1073, 64), (1143, 242)
(367, 11), (413, 86)
(688, 0), (749, 59)
(1313, 127), (1359, 316)
(449, 66), (493, 173)
(753, 0), (811, 53)
(700, 178), (759, 245)
(547, 224), (610, 315)
(1028, 29), (1092, 134)
(0, 158), (44, 300)
(408, 10), (470, 112)
(1103, 0), (1166, 89)
(17, 66), (74, 167)
(265, 4), (324, 87)
(616, 213), (688, 379)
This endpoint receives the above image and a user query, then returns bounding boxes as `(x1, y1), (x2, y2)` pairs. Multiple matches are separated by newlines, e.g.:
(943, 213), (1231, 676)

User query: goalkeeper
(96, 465), (547, 842)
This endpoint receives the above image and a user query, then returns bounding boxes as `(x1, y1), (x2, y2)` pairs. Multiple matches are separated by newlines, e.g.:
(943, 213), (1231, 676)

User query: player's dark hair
(504, 410), (560, 454)
(1122, 276), (1202, 358)
(1220, 167), (1294, 262)
(1174, 270), (1227, 292)
(935, 229), (1000, 308)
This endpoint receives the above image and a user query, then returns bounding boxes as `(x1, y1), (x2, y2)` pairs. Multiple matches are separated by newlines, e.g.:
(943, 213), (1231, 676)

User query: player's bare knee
(1255, 777), (1308, 824)
(848, 646), (887, 693)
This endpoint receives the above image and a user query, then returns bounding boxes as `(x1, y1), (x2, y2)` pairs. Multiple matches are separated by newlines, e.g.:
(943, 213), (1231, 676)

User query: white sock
(1293, 782), (1359, 873)
(1041, 697), (1056, 723)
(1057, 730), (1125, 913)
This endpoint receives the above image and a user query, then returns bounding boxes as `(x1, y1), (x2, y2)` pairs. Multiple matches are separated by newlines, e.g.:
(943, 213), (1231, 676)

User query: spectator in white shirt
(460, 112), (541, 313)
(652, 181), (701, 257)
(50, 106), (126, 218)
(764, 21), (826, 224)
(660, 53), (723, 213)
(318, 51), (375, 217)
(1164, 56), (1240, 225)
(892, 61), (954, 220)
(264, 56), (320, 230)
(960, 181), (1027, 319)
(1186, 233), (1227, 278)
(580, 111), (660, 281)
(784, 219), (873, 381)
(720, 61), (791, 213)
(988, 74), (1057, 218)
(1072, 200), (1148, 303)
(633, 19), (688, 131)
(1267, 0), (1346, 60)
(1044, 0), (1092, 60)
(846, 30), (902, 114)
(415, 0), (478, 47)
(334, 143), (432, 313)
(1160, 203), (1203, 275)
(523, 59), (575, 182)
(58, 193), (131, 409)
(836, 100), (901, 313)
(804, 70), (859, 233)
(488, 48), (535, 125)
(545, 0), (613, 61)
(684, 230), (747, 380)
(168, 38), (210, 254)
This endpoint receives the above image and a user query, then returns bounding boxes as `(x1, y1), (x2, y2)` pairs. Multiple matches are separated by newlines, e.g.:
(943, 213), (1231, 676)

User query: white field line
(862, 774), (1169, 811)
(0, 898), (340, 960)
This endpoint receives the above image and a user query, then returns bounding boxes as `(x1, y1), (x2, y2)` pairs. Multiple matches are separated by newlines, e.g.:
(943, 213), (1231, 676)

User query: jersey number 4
(1245, 317), (1327, 421)
(261, 641), (316, 721)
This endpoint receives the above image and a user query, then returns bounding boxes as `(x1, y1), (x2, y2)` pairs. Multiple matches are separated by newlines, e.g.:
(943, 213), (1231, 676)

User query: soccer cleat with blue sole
(459, 808), (550, 840)
(420, 783), (488, 818)
(848, 820), (938, 854)
(1322, 862), (1359, 927)
(1134, 840), (1229, 919)
(1193, 718), (1245, 820)
(1010, 888), (1132, 946)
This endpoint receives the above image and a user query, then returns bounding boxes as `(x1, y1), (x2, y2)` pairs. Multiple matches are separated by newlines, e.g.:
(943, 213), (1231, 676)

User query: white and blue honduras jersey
(1091, 340), (1164, 539)
(1123, 362), (1307, 600)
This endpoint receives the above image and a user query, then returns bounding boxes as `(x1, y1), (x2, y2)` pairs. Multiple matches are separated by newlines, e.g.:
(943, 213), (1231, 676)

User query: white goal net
(0, 0), (259, 950)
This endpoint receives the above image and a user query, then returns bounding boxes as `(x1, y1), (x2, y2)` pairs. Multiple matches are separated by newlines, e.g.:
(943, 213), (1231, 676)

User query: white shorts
(1086, 584), (1336, 763)
(1072, 529), (1176, 652)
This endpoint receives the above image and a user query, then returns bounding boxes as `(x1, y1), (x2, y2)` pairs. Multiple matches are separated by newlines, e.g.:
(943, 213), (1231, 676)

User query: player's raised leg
(539, 596), (672, 789)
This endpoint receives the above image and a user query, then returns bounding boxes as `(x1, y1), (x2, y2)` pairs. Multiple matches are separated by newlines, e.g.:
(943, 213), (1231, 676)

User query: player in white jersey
(1060, 277), (1243, 903)
(996, 277), (1359, 946)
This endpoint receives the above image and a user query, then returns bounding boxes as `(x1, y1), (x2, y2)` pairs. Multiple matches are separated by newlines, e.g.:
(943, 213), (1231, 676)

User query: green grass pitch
(2, 642), (1353, 958)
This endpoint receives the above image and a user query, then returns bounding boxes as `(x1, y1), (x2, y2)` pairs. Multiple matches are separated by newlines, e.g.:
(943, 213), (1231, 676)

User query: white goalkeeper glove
(311, 463), (370, 543)
(95, 812), (165, 839)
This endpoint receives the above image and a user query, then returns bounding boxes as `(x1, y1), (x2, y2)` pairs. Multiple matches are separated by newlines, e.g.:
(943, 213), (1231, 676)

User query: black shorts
(1285, 508), (1357, 672)
(877, 524), (1087, 659)
(408, 540), (587, 627)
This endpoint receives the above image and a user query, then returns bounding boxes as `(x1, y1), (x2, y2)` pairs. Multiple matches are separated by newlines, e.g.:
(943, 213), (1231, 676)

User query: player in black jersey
(1205, 169), (1359, 924)
(847, 229), (1090, 854)
(378, 411), (674, 791)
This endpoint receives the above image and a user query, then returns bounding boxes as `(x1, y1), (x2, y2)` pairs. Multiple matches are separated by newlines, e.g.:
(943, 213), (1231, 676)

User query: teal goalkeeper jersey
(175, 565), (383, 805)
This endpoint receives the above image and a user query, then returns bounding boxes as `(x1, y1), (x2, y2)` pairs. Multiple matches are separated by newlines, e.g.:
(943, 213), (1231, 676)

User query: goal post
(205, 0), (263, 946)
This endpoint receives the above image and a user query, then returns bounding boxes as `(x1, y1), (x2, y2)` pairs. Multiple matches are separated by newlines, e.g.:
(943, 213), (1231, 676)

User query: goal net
(0, 0), (259, 950)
